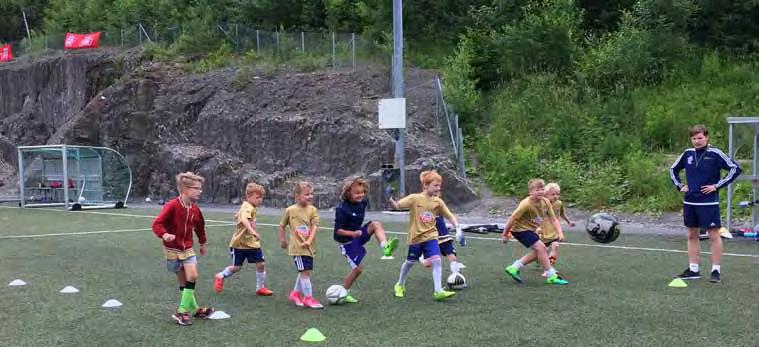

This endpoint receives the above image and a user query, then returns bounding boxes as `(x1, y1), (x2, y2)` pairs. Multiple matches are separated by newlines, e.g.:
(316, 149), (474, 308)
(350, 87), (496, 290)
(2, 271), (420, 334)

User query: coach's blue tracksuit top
(669, 146), (742, 205)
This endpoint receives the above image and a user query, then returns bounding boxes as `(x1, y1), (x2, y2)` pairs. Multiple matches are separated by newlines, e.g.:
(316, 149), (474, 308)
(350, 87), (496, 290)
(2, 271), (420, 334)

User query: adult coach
(670, 124), (741, 283)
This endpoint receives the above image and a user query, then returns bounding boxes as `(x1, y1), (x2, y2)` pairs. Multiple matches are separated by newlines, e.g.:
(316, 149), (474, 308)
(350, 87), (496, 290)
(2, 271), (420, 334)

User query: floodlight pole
(392, 0), (406, 196)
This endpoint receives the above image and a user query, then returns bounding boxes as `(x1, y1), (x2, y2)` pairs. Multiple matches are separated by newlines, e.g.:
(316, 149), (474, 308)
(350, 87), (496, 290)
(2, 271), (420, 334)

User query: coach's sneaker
(303, 296), (324, 309)
(433, 290), (456, 301)
(193, 306), (215, 319)
(676, 268), (701, 280)
(504, 265), (523, 283)
(383, 238), (399, 257)
(344, 293), (358, 303)
(393, 283), (405, 298)
(256, 287), (274, 296)
(172, 310), (192, 326)
(214, 274), (225, 293)
(546, 274), (569, 285)
(288, 290), (304, 307)
(709, 270), (721, 283)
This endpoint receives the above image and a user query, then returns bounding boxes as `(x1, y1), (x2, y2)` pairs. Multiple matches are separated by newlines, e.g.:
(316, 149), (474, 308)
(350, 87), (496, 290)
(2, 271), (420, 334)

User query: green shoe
(344, 294), (358, 303)
(433, 290), (456, 301)
(546, 274), (568, 285)
(393, 283), (405, 298)
(383, 238), (399, 257)
(505, 265), (523, 283)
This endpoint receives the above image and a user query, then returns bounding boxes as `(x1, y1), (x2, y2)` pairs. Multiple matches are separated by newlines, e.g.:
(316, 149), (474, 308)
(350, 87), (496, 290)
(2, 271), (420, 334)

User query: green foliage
(186, 42), (233, 74)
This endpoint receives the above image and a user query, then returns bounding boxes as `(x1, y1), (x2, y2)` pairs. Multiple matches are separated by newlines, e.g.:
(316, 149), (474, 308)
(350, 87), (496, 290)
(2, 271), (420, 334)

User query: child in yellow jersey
(279, 182), (323, 309)
(502, 178), (568, 285)
(540, 183), (575, 267)
(389, 170), (460, 301)
(214, 183), (273, 296)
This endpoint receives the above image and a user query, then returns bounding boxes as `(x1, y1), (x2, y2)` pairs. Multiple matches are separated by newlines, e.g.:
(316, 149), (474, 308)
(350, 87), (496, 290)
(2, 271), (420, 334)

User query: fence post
(256, 30), (260, 54)
(351, 33), (356, 71)
(275, 31), (280, 55)
(120, 28), (124, 48)
(301, 32), (305, 52)
(457, 126), (466, 178)
(331, 32), (336, 69)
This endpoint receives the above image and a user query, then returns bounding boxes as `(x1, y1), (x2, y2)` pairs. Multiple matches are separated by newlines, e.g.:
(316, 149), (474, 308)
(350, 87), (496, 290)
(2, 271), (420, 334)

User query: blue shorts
(294, 256), (314, 272)
(513, 231), (540, 248)
(407, 239), (441, 261)
(439, 239), (456, 257)
(683, 204), (721, 229)
(231, 248), (264, 266)
(166, 256), (197, 273)
(339, 223), (373, 269)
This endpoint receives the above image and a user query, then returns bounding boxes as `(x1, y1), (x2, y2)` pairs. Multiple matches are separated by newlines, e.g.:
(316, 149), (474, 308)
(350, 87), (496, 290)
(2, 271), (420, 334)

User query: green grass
(2, 204), (759, 346)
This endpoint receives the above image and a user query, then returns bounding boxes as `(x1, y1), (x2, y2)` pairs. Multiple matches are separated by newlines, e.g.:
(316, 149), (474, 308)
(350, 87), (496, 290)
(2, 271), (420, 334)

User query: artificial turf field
(2, 204), (759, 347)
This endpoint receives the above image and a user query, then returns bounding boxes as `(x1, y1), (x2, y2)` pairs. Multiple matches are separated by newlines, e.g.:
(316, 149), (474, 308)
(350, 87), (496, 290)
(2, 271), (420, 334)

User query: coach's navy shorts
(683, 204), (721, 229)
(513, 230), (541, 248)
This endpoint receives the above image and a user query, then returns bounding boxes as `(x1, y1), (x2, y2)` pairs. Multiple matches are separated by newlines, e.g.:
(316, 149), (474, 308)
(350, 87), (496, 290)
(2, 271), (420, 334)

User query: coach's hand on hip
(700, 185), (717, 194)
(680, 185), (689, 193)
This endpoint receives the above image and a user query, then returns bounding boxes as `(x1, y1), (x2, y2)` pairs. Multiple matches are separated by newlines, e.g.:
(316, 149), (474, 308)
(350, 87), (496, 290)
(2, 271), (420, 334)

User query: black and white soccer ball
(446, 273), (467, 290)
(586, 213), (621, 244)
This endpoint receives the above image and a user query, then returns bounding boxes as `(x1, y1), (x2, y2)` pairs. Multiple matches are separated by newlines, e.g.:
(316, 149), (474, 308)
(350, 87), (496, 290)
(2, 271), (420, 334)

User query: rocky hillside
(0, 50), (476, 208)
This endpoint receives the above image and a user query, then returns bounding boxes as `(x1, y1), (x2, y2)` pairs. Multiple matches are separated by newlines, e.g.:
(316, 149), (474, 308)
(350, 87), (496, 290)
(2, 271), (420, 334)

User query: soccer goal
(17, 145), (132, 210)
(726, 116), (759, 230)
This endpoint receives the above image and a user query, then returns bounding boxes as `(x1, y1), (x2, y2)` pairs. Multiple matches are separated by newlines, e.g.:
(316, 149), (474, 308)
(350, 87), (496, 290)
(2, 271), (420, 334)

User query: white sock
(398, 260), (415, 285)
(380, 241), (387, 250)
(293, 274), (302, 292)
(431, 258), (443, 292)
(689, 263), (699, 273)
(545, 267), (557, 277)
(712, 265), (721, 273)
(256, 271), (266, 290)
(512, 260), (525, 270)
(300, 277), (313, 297)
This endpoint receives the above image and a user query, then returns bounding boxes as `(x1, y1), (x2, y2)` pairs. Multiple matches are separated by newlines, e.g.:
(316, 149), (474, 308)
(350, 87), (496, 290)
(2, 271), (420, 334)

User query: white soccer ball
(326, 284), (348, 305)
(145, 197), (152, 203)
(446, 273), (467, 290)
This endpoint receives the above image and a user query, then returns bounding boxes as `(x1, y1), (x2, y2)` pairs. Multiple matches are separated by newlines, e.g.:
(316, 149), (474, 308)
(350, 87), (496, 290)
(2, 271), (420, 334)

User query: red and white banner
(0, 44), (12, 62)
(64, 32), (101, 50)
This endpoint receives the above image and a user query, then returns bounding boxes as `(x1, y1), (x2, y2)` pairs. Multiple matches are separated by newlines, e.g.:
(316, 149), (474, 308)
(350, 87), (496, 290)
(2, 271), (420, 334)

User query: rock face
(0, 50), (477, 208)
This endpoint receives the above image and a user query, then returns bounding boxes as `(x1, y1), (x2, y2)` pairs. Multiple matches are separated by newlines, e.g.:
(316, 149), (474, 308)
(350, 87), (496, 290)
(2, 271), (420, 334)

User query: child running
(540, 182), (574, 266)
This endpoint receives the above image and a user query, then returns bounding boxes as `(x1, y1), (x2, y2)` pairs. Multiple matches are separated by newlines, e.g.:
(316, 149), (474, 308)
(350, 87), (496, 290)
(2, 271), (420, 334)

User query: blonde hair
(245, 182), (265, 198)
(527, 178), (545, 191)
(176, 172), (204, 191)
(341, 176), (369, 201)
(545, 182), (560, 193)
(419, 170), (443, 187)
(293, 181), (314, 198)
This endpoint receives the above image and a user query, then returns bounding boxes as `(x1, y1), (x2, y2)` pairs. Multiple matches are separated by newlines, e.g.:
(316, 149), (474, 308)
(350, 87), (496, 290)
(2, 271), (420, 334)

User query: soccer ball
(446, 273), (467, 290)
(586, 213), (621, 243)
(326, 285), (348, 305)
(145, 197), (152, 203)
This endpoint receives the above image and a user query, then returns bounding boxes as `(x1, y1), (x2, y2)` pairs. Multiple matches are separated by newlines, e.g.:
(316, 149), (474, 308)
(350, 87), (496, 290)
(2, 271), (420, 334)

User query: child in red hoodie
(152, 172), (214, 326)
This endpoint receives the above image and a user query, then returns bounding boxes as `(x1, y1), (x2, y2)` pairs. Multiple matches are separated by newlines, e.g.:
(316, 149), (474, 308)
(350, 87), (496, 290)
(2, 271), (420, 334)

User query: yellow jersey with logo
(511, 197), (555, 233)
(279, 204), (320, 257)
(229, 201), (260, 249)
(396, 193), (454, 245)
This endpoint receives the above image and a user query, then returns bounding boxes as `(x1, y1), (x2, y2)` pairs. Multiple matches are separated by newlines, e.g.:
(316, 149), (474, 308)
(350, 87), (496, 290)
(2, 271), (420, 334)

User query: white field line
(2, 206), (759, 258)
(0, 223), (233, 239)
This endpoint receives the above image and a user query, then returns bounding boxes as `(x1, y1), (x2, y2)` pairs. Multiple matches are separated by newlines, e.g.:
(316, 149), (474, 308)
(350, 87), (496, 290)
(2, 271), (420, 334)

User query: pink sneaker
(288, 290), (304, 307)
(302, 296), (324, 309)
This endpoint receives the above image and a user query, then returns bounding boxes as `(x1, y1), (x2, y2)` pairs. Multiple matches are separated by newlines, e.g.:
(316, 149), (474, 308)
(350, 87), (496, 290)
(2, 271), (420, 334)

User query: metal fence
(3, 23), (381, 71)
(434, 76), (467, 178)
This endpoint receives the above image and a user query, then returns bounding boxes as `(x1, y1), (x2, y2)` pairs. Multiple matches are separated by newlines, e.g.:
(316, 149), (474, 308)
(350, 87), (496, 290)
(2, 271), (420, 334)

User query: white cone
(102, 299), (123, 308)
(8, 279), (27, 287)
(60, 286), (79, 294)
(208, 310), (231, 320)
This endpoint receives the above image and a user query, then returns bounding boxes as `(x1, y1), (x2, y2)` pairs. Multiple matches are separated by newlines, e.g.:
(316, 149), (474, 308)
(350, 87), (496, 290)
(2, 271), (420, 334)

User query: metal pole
(18, 149), (25, 207)
(62, 146), (69, 210)
(301, 32), (305, 52)
(753, 132), (758, 228)
(120, 28), (124, 48)
(256, 30), (260, 54)
(22, 9), (32, 51)
(392, 0), (406, 196)
(331, 32), (336, 69)
(276, 31), (280, 54)
(727, 122), (734, 230)
(351, 33), (356, 71)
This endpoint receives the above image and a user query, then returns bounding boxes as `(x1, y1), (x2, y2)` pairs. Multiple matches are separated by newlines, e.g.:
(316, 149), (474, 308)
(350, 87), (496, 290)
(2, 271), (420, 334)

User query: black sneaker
(709, 270), (721, 283)
(172, 310), (192, 326)
(676, 269), (701, 280)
